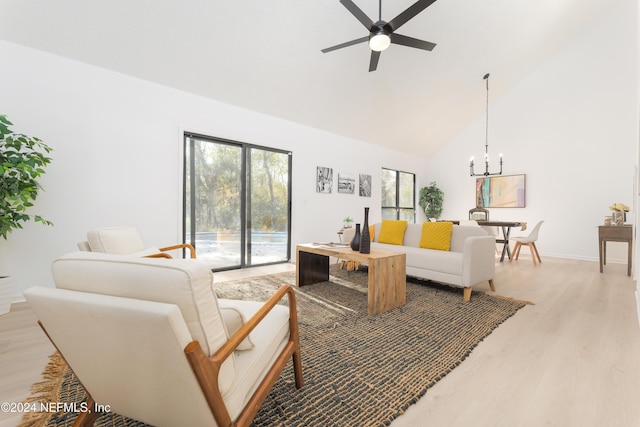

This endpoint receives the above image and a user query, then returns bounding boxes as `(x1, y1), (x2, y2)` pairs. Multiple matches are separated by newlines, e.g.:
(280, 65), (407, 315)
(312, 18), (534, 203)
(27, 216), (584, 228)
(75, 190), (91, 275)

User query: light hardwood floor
(1, 257), (638, 427)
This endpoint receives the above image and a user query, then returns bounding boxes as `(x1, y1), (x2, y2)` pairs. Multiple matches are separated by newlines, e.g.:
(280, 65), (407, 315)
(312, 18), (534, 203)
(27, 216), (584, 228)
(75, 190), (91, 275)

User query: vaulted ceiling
(0, 0), (611, 158)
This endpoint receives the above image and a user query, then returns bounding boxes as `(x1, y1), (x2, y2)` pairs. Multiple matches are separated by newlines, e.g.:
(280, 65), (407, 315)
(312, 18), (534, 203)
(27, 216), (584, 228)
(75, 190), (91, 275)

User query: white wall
(0, 40), (426, 293)
(427, 0), (638, 262)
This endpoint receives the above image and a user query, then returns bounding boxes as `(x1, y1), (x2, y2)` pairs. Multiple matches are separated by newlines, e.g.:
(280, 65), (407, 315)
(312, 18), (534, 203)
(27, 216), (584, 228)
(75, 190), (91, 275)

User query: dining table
(476, 221), (527, 262)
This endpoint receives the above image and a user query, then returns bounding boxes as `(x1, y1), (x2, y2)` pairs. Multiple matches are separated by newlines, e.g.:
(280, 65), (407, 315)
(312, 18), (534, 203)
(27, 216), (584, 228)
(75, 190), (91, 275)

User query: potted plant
(419, 182), (444, 220)
(343, 216), (354, 229)
(0, 115), (53, 314)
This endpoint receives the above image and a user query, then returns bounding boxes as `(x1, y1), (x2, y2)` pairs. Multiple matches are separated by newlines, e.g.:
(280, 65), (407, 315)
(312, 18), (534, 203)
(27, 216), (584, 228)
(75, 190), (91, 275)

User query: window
(184, 133), (292, 271)
(381, 168), (416, 222)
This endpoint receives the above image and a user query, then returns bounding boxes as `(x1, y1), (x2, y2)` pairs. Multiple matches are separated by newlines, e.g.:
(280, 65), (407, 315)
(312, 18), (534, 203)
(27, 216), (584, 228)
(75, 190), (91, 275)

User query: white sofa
(345, 222), (496, 301)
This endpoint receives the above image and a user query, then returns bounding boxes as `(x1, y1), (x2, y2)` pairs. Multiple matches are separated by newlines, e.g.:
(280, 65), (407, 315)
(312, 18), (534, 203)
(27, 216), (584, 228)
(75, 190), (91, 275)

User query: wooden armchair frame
(145, 243), (197, 259)
(186, 285), (303, 426)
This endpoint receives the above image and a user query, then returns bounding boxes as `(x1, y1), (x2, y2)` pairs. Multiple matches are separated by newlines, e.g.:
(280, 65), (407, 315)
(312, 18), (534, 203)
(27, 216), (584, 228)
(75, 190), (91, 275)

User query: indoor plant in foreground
(0, 114), (53, 314)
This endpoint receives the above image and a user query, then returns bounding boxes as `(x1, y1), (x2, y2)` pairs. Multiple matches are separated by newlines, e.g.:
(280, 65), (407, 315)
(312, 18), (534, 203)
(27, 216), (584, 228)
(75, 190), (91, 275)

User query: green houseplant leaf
(0, 115), (53, 239)
(419, 182), (444, 220)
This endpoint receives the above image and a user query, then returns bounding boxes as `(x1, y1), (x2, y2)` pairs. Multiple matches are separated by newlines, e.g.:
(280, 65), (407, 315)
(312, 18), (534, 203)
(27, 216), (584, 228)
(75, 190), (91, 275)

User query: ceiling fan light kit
(369, 29), (391, 52)
(322, 0), (438, 72)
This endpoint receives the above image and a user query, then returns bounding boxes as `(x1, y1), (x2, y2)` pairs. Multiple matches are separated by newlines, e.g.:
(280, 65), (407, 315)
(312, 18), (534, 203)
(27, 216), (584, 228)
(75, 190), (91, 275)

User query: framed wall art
(338, 173), (356, 194)
(476, 174), (526, 208)
(316, 166), (333, 193)
(359, 174), (372, 197)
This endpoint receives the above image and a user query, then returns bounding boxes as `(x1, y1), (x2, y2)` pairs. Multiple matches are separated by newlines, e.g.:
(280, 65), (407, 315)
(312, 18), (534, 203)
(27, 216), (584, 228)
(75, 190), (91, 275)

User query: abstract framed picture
(316, 166), (333, 193)
(338, 173), (356, 194)
(359, 174), (372, 197)
(476, 174), (526, 208)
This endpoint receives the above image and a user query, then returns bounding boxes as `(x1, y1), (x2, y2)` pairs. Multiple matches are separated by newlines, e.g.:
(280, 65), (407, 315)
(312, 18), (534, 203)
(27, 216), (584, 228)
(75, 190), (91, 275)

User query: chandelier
(470, 73), (503, 177)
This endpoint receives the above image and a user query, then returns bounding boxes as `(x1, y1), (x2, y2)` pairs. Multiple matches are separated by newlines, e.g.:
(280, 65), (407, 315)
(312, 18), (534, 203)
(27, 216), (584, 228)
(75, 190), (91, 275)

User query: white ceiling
(0, 0), (611, 158)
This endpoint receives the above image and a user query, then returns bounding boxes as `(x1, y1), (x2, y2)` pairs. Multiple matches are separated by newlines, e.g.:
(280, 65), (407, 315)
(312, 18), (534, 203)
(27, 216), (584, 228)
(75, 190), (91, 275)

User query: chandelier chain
(469, 72), (503, 177)
(485, 74), (489, 156)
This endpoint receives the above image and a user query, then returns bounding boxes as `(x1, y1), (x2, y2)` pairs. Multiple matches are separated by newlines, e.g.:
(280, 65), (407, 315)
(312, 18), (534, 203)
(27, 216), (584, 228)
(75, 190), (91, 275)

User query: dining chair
(510, 220), (544, 264)
(469, 207), (489, 221)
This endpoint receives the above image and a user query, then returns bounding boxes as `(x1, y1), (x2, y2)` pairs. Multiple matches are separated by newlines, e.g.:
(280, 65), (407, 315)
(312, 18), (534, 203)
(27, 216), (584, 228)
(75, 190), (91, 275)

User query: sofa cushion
(341, 224), (375, 244)
(378, 220), (408, 245)
(402, 223), (423, 248)
(408, 246), (463, 276)
(450, 225), (488, 252)
(419, 222), (453, 251)
(373, 243), (464, 276)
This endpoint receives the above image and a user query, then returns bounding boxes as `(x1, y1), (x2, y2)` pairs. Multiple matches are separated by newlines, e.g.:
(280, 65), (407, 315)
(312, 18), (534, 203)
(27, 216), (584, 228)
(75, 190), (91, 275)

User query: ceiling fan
(322, 0), (438, 72)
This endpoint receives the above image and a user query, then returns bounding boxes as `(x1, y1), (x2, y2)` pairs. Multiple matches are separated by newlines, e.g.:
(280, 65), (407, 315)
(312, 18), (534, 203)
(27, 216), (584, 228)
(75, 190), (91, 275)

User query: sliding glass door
(184, 134), (291, 271)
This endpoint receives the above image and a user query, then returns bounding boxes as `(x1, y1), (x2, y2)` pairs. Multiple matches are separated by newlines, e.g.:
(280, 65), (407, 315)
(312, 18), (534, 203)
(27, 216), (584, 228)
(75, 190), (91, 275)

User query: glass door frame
(381, 167), (416, 222)
(183, 132), (292, 271)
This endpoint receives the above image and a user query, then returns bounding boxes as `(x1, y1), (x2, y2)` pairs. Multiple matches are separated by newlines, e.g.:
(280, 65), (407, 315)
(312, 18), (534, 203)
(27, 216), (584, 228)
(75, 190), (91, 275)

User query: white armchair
(25, 252), (303, 427)
(77, 226), (196, 258)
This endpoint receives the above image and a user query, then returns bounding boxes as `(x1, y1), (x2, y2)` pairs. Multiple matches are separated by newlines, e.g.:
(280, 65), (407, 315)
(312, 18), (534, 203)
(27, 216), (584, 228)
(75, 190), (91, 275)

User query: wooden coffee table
(296, 243), (406, 315)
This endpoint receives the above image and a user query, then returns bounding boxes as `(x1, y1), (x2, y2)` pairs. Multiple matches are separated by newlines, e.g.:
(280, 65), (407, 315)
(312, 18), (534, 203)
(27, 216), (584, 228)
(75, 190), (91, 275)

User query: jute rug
(21, 266), (531, 427)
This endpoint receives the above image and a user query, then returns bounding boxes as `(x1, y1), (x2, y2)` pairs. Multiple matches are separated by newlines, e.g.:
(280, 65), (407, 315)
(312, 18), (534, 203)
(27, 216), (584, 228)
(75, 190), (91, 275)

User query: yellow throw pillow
(419, 222), (453, 251)
(378, 220), (408, 245)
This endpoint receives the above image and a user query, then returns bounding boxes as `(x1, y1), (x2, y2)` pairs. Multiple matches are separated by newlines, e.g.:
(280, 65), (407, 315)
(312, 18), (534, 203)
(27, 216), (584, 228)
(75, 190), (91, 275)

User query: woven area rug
(21, 266), (530, 427)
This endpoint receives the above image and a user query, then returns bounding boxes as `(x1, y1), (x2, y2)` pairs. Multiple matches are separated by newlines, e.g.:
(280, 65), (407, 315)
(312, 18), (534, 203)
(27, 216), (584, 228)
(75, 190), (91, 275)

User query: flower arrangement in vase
(609, 203), (629, 225)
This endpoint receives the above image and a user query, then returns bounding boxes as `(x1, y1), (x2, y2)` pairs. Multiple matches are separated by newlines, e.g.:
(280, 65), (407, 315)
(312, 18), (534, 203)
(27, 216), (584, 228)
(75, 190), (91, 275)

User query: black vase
(350, 224), (361, 251)
(360, 207), (370, 254)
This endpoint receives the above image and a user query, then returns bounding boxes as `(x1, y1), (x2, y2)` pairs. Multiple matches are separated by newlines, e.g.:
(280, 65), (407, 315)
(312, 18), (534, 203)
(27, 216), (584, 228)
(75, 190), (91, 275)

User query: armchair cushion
(86, 226), (146, 254)
(218, 299), (256, 350)
(224, 300), (291, 415)
(28, 252), (302, 427)
(24, 286), (219, 427)
(82, 226), (196, 259)
(52, 251), (236, 394)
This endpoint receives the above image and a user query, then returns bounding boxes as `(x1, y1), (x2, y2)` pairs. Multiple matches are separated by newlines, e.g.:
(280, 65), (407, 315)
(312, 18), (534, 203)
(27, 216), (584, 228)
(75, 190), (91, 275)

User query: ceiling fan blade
(321, 36), (369, 53)
(390, 33), (436, 51)
(385, 0), (437, 32)
(369, 50), (381, 72)
(340, 0), (374, 30)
